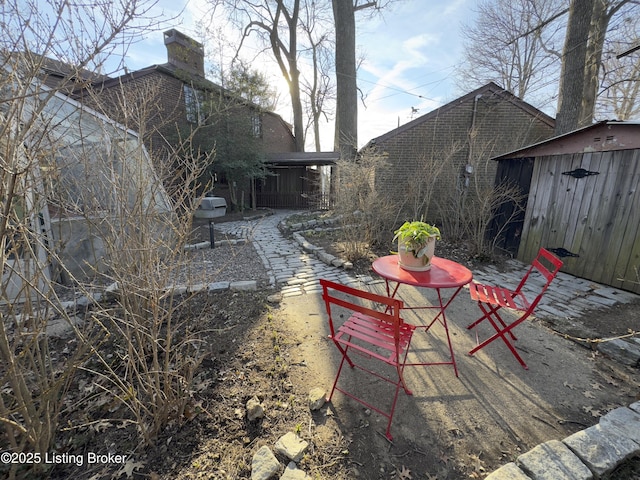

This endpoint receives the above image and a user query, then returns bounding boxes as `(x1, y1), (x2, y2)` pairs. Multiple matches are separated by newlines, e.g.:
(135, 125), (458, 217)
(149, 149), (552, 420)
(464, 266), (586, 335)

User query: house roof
(90, 62), (290, 121)
(89, 62), (221, 93)
(39, 55), (110, 84)
(365, 82), (555, 148)
(492, 121), (640, 160)
(265, 152), (338, 166)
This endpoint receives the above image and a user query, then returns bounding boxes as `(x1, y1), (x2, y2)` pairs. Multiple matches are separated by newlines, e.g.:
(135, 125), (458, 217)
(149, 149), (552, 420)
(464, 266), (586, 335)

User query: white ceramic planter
(397, 236), (436, 271)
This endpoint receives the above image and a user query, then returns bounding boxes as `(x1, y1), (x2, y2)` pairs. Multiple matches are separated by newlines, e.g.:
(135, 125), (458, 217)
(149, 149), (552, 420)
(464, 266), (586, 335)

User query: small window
(251, 112), (262, 138)
(184, 84), (205, 124)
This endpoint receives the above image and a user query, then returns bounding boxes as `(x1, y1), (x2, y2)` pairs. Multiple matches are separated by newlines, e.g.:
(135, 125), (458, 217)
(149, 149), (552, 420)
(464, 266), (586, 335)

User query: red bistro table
(372, 255), (473, 377)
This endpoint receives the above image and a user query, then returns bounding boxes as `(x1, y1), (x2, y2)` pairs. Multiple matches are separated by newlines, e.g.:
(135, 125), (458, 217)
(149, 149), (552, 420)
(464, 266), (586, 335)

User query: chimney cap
(163, 29), (205, 77)
(163, 29), (204, 52)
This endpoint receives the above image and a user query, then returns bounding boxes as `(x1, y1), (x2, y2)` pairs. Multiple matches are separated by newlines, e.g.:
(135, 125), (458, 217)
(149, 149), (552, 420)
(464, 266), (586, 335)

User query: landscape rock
(208, 281), (230, 292)
(597, 337), (640, 366)
(274, 432), (309, 462)
(516, 440), (593, 480)
(484, 462), (530, 480)
(317, 251), (335, 265)
(563, 424), (639, 477)
(280, 461), (310, 480)
(246, 396), (265, 421)
(46, 315), (83, 339)
(230, 280), (257, 291)
(308, 387), (326, 411)
(251, 446), (280, 480)
(267, 293), (283, 304)
(598, 406), (640, 444)
(331, 258), (345, 268)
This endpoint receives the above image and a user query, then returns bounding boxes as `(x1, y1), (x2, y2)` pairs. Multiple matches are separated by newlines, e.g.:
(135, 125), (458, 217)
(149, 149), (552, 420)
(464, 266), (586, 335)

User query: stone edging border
(278, 216), (357, 271)
(486, 401), (640, 479)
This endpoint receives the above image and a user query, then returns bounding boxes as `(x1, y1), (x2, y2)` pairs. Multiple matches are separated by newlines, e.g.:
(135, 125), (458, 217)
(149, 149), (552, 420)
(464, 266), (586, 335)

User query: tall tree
(457, 0), (566, 110)
(331, 0), (381, 159)
(555, 0), (594, 135)
(225, 61), (280, 111)
(300, 0), (335, 152)
(556, 0), (636, 134)
(598, 13), (640, 119)
(332, 0), (358, 159)
(207, 0), (306, 151)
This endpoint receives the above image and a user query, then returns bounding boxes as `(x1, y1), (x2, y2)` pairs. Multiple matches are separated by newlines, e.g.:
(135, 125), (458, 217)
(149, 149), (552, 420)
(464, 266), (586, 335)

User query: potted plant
(392, 221), (441, 271)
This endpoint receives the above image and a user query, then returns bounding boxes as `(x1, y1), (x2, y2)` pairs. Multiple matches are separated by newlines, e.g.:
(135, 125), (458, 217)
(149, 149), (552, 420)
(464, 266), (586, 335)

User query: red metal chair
(467, 248), (563, 369)
(320, 279), (416, 441)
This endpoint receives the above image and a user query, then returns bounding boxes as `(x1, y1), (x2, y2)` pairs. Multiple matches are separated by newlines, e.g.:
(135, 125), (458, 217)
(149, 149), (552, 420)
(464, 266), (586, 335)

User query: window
(184, 84), (205, 124)
(251, 111), (262, 138)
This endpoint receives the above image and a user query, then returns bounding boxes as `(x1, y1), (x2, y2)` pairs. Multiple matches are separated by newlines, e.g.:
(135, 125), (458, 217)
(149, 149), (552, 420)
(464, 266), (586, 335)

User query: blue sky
(111, 0), (476, 150)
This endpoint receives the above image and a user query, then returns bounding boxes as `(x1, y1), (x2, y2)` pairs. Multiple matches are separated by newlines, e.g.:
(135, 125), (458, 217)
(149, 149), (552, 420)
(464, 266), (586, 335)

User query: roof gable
(367, 82), (555, 146)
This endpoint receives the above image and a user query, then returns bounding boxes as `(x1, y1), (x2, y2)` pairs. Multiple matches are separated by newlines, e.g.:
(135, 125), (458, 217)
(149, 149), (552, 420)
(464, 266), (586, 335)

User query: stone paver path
(217, 211), (639, 319)
(215, 211), (379, 297)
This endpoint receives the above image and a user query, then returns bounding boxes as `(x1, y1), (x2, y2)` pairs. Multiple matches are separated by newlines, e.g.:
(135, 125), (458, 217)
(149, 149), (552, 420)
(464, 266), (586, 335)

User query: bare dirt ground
(280, 230), (640, 479)
(12, 213), (639, 480)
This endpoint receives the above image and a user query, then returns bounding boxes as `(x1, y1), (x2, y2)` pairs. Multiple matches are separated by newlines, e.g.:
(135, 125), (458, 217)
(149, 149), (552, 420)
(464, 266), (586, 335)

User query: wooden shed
(492, 121), (640, 294)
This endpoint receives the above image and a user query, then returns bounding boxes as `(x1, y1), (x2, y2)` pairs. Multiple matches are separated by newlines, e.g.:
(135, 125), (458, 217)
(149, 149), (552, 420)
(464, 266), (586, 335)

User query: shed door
(518, 149), (640, 294)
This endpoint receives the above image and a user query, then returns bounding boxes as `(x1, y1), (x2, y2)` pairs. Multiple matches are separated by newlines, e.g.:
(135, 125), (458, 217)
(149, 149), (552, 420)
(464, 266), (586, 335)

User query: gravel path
(179, 243), (270, 286)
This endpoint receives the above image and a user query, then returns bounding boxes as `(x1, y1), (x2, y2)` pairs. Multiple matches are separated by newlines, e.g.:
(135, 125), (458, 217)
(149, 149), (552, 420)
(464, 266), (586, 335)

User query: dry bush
(0, 4), (208, 477)
(1, 43), (108, 480)
(80, 133), (211, 444)
(401, 142), (464, 222)
(333, 147), (402, 261)
(436, 155), (526, 258)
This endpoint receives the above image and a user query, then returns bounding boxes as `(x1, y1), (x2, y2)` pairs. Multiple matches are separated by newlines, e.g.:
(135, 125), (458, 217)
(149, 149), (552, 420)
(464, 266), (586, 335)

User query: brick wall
(83, 68), (297, 209)
(370, 85), (554, 222)
(84, 69), (296, 161)
(261, 112), (296, 153)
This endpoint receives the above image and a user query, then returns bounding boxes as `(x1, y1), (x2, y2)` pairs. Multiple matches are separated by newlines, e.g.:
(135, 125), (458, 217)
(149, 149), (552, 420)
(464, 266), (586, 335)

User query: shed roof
(492, 121), (640, 160)
(365, 82), (555, 147)
(265, 152), (338, 166)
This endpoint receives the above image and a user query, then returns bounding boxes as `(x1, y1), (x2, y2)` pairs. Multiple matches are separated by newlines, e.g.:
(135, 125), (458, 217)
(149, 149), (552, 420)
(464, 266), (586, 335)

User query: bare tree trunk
(273, 0), (305, 152)
(332, 0), (357, 160)
(556, 0), (634, 134)
(555, 0), (594, 135)
(288, 61), (306, 152)
(583, 0), (611, 126)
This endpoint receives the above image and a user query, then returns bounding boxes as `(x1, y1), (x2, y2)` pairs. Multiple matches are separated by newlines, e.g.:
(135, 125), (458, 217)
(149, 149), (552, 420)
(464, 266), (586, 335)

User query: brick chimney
(163, 29), (205, 77)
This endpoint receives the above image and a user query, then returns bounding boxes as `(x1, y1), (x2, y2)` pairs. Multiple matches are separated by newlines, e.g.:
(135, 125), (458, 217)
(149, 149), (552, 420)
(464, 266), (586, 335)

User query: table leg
(384, 279), (400, 299)
(426, 287), (459, 377)
(386, 281), (461, 377)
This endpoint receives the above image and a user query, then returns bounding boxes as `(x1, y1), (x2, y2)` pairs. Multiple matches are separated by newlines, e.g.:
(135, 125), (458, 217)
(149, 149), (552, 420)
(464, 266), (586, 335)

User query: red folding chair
(467, 248), (563, 369)
(320, 279), (416, 441)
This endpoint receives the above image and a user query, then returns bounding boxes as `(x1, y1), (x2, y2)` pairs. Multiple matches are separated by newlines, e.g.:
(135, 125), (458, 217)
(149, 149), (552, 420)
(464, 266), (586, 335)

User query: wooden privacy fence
(518, 149), (640, 294)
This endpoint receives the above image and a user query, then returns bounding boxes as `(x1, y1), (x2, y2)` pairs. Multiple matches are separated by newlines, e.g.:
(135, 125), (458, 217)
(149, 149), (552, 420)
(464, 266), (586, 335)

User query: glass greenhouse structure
(1, 77), (172, 301)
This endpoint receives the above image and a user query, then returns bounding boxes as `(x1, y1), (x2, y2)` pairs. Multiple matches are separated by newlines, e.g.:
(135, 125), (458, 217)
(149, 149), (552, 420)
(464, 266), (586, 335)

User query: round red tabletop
(372, 255), (473, 289)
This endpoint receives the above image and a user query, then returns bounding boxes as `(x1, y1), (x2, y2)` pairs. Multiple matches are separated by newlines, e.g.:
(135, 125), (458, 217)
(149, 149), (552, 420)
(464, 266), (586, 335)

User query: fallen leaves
(395, 465), (412, 479)
(583, 405), (602, 418)
(117, 460), (145, 478)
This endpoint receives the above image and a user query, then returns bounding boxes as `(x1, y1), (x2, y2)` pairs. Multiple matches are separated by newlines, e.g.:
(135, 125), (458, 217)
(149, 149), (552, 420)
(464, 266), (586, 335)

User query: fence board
(606, 150), (640, 289)
(564, 152), (603, 277)
(519, 156), (550, 262)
